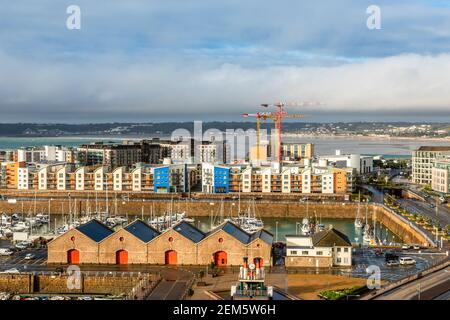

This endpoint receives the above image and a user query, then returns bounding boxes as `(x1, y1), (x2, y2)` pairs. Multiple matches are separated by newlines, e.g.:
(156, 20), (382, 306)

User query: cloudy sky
(1, 0), (450, 122)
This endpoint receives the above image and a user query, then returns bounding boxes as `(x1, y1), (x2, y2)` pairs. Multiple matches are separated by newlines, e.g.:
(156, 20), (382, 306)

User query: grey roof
(125, 220), (160, 243)
(173, 221), (205, 243)
(76, 219), (114, 242)
(249, 229), (274, 245)
(311, 228), (352, 247)
(222, 221), (251, 244)
(208, 221), (273, 245)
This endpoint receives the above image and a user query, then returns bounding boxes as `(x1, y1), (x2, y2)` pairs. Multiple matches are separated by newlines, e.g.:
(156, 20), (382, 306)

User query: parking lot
(0, 248), (48, 271)
(347, 247), (447, 282)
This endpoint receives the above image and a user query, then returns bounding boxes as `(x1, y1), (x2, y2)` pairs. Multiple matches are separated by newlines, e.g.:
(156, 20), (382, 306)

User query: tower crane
(260, 102), (320, 163)
(241, 112), (271, 161)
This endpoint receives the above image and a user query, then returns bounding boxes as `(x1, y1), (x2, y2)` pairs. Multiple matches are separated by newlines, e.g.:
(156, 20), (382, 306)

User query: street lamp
(275, 221), (279, 242)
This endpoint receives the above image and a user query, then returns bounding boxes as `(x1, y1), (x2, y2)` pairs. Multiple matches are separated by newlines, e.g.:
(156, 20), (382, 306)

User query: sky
(1, 0), (450, 123)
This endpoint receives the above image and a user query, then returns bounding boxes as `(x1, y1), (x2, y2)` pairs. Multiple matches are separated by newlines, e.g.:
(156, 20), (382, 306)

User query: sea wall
(0, 272), (160, 295)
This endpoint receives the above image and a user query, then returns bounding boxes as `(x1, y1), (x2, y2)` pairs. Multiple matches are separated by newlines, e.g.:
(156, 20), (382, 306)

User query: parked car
(386, 260), (400, 266)
(385, 252), (399, 261)
(401, 244), (411, 250)
(0, 248), (14, 256)
(1, 268), (20, 273)
(15, 243), (28, 250)
(413, 245), (421, 250)
(399, 257), (416, 265)
(24, 253), (35, 260)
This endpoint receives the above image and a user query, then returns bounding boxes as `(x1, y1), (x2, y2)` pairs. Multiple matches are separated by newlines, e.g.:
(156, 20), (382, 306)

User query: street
(398, 198), (450, 228)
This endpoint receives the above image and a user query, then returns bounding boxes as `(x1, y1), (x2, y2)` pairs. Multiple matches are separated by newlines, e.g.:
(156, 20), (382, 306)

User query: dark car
(385, 252), (399, 262)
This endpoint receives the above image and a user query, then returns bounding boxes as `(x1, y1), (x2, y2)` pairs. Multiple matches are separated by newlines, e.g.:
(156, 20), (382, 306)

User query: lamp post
(275, 221), (279, 242)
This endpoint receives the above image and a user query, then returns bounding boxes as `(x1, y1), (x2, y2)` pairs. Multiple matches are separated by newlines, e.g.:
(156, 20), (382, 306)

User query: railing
(233, 289), (269, 297)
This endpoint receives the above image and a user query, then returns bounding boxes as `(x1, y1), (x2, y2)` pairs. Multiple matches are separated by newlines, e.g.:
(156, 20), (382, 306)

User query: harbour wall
(0, 272), (160, 296)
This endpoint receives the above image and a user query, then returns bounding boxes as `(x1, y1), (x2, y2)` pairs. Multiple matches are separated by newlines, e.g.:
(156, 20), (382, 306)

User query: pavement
(374, 266), (450, 300)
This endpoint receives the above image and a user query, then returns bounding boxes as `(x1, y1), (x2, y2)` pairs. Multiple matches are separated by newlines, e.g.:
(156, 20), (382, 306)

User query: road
(398, 198), (450, 228)
(375, 266), (450, 300)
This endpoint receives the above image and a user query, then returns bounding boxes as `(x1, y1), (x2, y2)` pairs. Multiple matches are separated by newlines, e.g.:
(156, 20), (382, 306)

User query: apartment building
(77, 142), (142, 169)
(202, 163), (230, 193)
(226, 164), (353, 194)
(15, 146), (75, 163)
(412, 146), (450, 185)
(431, 157), (450, 194)
(282, 143), (314, 161)
(318, 150), (373, 174)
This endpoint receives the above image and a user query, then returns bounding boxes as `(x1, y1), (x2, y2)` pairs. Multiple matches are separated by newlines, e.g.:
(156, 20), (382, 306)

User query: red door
(67, 249), (80, 264)
(165, 250), (177, 265)
(214, 251), (227, 266)
(116, 250), (128, 265)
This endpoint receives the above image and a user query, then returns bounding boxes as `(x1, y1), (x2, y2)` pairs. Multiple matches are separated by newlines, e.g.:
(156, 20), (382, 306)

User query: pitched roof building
(285, 228), (352, 268)
(47, 219), (273, 266)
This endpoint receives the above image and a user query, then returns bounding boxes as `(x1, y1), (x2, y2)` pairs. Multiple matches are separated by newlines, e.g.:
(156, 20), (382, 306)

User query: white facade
(75, 167), (86, 191)
(17, 167), (33, 190)
(56, 166), (70, 190)
(113, 167), (124, 191)
(322, 172), (334, 194)
(318, 151), (373, 174)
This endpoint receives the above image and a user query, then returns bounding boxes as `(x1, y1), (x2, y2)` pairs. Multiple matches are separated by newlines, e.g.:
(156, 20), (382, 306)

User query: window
(337, 258), (341, 263)
(316, 251), (323, 256)
(302, 251), (309, 255)
(344, 258), (348, 263)
(336, 248), (341, 252)
(291, 250), (297, 255)
(344, 248), (349, 253)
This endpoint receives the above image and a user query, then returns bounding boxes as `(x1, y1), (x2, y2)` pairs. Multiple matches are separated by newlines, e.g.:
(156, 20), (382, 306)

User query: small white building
(285, 228), (352, 268)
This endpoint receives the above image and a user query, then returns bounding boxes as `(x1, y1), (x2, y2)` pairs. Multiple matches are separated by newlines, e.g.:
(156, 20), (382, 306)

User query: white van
(399, 257), (416, 265)
(0, 248), (13, 256)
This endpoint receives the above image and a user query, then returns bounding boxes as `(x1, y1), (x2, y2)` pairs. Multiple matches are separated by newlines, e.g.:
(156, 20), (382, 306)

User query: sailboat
(363, 205), (374, 243)
(230, 198), (264, 233)
(301, 199), (312, 235)
(148, 198), (194, 231)
(354, 192), (364, 229)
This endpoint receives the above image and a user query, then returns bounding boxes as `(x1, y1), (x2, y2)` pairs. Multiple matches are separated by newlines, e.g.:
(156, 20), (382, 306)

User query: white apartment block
(17, 166), (34, 190)
(318, 150), (373, 174)
(431, 157), (450, 194)
(412, 146), (450, 185)
(56, 166), (71, 190)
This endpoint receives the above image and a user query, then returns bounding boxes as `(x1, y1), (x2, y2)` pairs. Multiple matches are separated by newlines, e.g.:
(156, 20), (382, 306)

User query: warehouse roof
(312, 228), (352, 247)
(208, 221), (274, 245)
(76, 219), (114, 242)
(125, 219), (160, 243)
(173, 221), (205, 243)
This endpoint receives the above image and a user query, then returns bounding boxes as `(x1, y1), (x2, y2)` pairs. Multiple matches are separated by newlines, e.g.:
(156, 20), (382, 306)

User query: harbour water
(192, 217), (399, 245)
